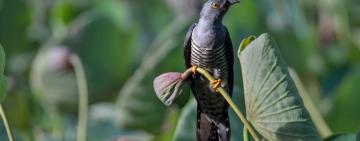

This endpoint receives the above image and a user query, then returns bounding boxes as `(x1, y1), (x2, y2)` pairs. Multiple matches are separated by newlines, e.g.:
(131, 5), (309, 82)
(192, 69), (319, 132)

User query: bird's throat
(198, 17), (223, 28)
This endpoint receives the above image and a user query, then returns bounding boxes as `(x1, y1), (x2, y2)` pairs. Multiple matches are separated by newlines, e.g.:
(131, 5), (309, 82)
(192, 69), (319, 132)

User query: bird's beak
(227, 0), (240, 5)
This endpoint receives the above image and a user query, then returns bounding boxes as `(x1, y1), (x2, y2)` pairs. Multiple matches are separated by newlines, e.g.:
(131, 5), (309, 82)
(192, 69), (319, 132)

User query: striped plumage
(190, 39), (229, 118)
(190, 39), (230, 141)
(183, 0), (239, 140)
(191, 40), (229, 77)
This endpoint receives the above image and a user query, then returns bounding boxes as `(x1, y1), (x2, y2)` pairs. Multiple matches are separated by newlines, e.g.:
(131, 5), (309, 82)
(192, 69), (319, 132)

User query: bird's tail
(197, 109), (230, 141)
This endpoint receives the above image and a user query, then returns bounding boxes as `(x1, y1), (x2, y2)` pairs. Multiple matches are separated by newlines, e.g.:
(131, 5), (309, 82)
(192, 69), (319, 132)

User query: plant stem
(243, 128), (250, 141)
(182, 67), (260, 141)
(70, 54), (88, 141)
(0, 104), (14, 141)
(289, 68), (332, 137)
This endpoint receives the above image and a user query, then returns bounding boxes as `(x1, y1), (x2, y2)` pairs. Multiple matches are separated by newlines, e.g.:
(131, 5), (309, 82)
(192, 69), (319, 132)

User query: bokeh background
(0, 0), (359, 140)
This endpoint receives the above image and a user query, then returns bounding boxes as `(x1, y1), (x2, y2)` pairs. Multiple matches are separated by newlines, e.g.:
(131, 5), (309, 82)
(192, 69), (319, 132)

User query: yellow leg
(192, 65), (198, 74)
(211, 79), (222, 89)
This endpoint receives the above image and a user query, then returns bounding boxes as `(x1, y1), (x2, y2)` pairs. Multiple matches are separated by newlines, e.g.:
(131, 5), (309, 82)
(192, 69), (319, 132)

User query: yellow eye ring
(212, 2), (221, 9)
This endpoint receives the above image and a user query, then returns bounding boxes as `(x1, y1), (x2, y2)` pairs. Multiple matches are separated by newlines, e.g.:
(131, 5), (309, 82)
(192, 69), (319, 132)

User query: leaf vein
(254, 123), (320, 138)
(250, 58), (278, 112)
(256, 105), (302, 119)
(256, 119), (308, 123)
(253, 74), (287, 112)
(248, 45), (271, 112)
(255, 91), (290, 116)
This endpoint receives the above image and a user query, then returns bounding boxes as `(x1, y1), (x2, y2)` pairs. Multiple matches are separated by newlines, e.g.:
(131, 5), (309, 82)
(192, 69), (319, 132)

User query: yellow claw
(211, 79), (222, 89)
(192, 65), (198, 74)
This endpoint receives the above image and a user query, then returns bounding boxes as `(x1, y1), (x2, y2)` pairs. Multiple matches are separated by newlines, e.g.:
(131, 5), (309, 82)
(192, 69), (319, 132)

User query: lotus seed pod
(31, 46), (78, 112)
(153, 72), (189, 106)
(45, 47), (72, 72)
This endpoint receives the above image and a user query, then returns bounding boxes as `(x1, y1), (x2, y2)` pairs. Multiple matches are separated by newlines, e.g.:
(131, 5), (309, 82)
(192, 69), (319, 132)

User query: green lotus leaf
(238, 33), (321, 141)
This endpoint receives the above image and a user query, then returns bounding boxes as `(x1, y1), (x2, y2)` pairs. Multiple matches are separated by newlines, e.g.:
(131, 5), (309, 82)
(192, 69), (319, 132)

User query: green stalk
(70, 54), (88, 141)
(243, 128), (250, 141)
(289, 68), (332, 137)
(182, 67), (260, 141)
(0, 104), (14, 141)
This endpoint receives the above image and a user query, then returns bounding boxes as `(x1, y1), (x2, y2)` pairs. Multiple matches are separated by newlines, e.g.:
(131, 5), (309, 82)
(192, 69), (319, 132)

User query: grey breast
(190, 39), (228, 78)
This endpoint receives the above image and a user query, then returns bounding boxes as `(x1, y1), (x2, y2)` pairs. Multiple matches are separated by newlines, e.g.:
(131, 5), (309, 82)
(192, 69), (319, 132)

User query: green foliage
(87, 120), (153, 141)
(0, 0), (30, 54)
(324, 134), (357, 141)
(172, 99), (197, 141)
(326, 65), (360, 133)
(68, 15), (138, 102)
(0, 75), (6, 103)
(0, 0), (359, 140)
(0, 45), (5, 74)
(239, 34), (321, 140)
(117, 81), (167, 133)
(0, 45), (6, 103)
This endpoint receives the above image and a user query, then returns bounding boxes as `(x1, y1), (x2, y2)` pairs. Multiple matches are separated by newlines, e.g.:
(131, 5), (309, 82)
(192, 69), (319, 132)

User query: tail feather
(197, 109), (230, 141)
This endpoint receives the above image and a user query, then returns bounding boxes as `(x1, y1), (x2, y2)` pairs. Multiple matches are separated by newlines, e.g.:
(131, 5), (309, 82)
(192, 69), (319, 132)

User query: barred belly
(190, 40), (229, 120)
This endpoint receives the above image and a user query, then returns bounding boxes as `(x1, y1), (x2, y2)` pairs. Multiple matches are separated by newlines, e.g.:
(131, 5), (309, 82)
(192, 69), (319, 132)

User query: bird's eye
(212, 2), (221, 9)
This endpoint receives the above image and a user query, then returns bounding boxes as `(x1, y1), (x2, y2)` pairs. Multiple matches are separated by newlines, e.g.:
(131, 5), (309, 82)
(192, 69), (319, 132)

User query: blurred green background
(0, 0), (359, 140)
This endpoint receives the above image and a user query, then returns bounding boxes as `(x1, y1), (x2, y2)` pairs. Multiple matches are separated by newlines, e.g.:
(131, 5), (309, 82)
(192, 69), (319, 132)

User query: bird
(183, 0), (239, 140)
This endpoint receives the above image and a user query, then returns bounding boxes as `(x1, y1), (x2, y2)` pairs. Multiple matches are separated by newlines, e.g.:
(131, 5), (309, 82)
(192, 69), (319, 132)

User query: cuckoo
(184, 0), (239, 140)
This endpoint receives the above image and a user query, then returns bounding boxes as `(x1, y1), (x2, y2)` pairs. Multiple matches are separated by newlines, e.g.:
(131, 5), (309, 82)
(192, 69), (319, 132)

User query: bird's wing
(184, 23), (197, 68)
(224, 27), (234, 96)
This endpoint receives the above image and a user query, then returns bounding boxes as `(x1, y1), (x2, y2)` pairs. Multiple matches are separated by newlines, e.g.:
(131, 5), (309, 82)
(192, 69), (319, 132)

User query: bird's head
(200, 0), (239, 22)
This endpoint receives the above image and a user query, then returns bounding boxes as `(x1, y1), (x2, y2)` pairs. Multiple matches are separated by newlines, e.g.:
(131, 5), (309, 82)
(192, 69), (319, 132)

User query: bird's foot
(211, 79), (222, 89)
(192, 65), (198, 74)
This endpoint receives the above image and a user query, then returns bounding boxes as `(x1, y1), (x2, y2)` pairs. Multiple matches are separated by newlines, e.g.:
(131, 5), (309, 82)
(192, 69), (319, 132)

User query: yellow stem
(0, 104), (14, 141)
(182, 67), (260, 141)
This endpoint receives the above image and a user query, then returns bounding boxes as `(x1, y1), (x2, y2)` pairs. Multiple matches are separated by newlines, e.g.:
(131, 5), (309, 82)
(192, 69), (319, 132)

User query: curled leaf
(153, 72), (189, 106)
(239, 33), (321, 141)
(239, 35), (256, 52)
